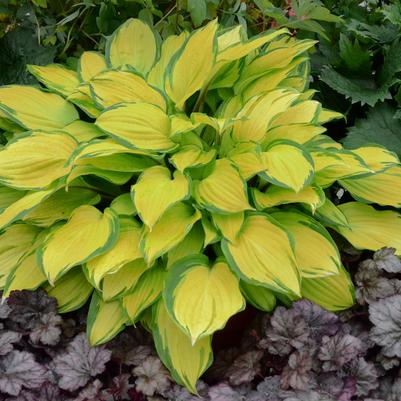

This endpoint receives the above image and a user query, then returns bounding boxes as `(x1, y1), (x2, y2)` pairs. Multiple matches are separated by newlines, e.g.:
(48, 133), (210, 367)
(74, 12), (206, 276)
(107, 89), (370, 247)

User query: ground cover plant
(2, 12), (401, 394)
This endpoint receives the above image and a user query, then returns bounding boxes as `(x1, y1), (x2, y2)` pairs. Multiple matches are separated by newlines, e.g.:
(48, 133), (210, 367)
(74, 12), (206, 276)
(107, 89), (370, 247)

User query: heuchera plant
(0, 18), (401, 392)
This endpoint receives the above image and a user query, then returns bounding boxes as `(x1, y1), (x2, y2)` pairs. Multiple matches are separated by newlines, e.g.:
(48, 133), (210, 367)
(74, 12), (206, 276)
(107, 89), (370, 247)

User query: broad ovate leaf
(87, 292), (128, 345)
(315, 198), (349, 227)
(212, 212), (244, 243)
(0, 86), (78, 130)
(78, 51), (107, 81)
(222, 214), (300, 296)
(107, 18), (157, 75)
(334, 203), (401, 254)
(164, 256), (245, 343)
(193, 159), (252, 213)
(141, 203), (201, 266)
(166, 19), (218, 109)
(170, 145), (216, 172)
(271, 211), (340, 278)
(96, 103), (175, 152)
(240, 281), (276, 312)
(62, 121), (104, 143)
(38, 205), (119, 284)
(0, 131), (77, 190)
(132, 166), (190, 229)
(152, 299), (213, 394)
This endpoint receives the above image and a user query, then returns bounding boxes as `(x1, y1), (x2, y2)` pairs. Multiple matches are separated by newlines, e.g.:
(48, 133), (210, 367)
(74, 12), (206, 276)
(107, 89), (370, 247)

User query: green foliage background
(1, 0), (401, 160)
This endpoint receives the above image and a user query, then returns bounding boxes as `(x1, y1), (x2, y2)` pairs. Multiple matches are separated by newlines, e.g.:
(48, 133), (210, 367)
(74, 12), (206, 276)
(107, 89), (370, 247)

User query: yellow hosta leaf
(90, 70), (166, 110)
(85, 217), (142, 289)
(67, 165), (133, 185)
(148, 32), (189, 89)
(301, 266), (355, 311)
(96, 103), (175, 152)
(123, 264), (165, 322)
(87, 292), (128, 345)
(212, 212), (244, 243)
(3, 251), (46, 298)
(62, 121), (104, 142)
(23, 187), (100, 227)
(78, 51), (107, 81)
(334, 203), (401, 254)
(107, 18), (157, 75)
(166, 20), (218, 109)
(315, 198), (349, 227)
(110, 193), (137, 216)
(340, 166), (401, 207)
(102, 259), (148, 301)
(0, 224), (40, 288)
(217, 25), (243, 51)
(262, 141), (314, 192)
(222, 214), (300, 295)
(46, 268), (93, 313)
(152, 299), (213, 393)
(264, 124), (325, 145)
(201, 215), (220, 247)
(165, 256), (244, 343)
(271, 100), (321, 127)
(38, 205), (119, 284)
(351, 146), (399, 172)
(27, 64), (80, 96)
(132, 166), (190, 229)
(67, 86), (101, 118)
(240, 281), (276, 312)
(0, 186), (59, 231)
(0, 86), (78, 130)
(170, 145), (216, 172)
(0, 131), (77, 190)
(317, 109), (344, 124)
(229, 149), (265, 180)
(252, 185), (325, 211)
(167, 223), (205, 268)
(272, 211), (340, 278)
(193, 159), (252, 213)
(141, 203), (201, 266)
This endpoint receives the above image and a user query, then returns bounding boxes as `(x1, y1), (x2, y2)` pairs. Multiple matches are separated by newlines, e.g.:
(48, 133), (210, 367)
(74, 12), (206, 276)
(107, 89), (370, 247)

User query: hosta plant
(1, 18), (401, 393)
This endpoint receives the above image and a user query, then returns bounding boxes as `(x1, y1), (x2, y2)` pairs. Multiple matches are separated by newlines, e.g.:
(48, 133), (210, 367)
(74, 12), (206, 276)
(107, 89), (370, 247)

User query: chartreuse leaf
(152, 299), (213, 394)
(340, 166), (401, 207)
(87, 292), (128, 346)
(132, 166), (190, 229)
(123, 264), (165, 322)
(62, 121), (104, 143)
(271, 100), (321, 127)
(102, 259), (148, 301)
(23, 187), (101, 227)
(0, 86), (78, 130)
(167, 223), (204, 268)
(78, 52), (107, 81)
(264, 124), (325, 145)
(0, 186), (26, 209)
(240, 281), (276, 312)
(222, 214), (300, 296)
(0, 131), (77, 190)
(85, 217), (142, 289)
(66, 165), (133, 186)
(27, 64), (80, 96)
(315, 198), (349, 228)
(0, 224), (40, 288)
(261, 141), (314, 192)
(212, 212), (244, 243)
(67, 85), (102, 118)
(148, 32), (189, 90)
(252, 185), (325, 211)
(193, 159), (252, 213)
(170, 146), (216, 172)
(166, 19), (218, 109)
(38, 205), (119, 284)
(0, 186), (59, 231)
(90, 70), (166, 110)
(201, 214), (220, 247)
(301, 266), (355, 311)
(46, 268), (93, 313)
(141, 203), (201, 266)
(271, 211), (340, 278)
(96, 103), (175, 152)
(110, 193), (137, 216)
(334, 203), (401, 254)
(106, 18), (157, 75)
(165, 255), (245, 344)
(3, 251), (46, 298)
(351, 146), (399, 172)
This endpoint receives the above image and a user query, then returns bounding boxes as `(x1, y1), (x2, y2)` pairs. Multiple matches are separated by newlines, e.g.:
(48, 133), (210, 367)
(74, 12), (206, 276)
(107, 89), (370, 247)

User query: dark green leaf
(378, 39), (401, 86)
(339, 34), (371, 74)
(187, 0), (207, 27)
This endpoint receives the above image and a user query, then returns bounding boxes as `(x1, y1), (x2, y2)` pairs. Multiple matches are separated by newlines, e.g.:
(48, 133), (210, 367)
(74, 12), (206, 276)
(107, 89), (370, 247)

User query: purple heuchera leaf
(281, 351), (313, 390)
(52, 333), (112, 391)
(208, 383), (242, 401)
(125, 345), (153, 366)
(260, 307), (310, 356)
(0, 350), (46, 396)
(369, 295), (401, 357)
(318, 334), (362, 371)
(73, 379), (107, 401)
(29, 312), (62, 346)
(0, 301), (11, 319)
(346, 357), (379, 396)
(226, 350), (263, 386)
(5, 382), (68, 401)
(373, 247), (401, 273)
(0, 331), (21, 356)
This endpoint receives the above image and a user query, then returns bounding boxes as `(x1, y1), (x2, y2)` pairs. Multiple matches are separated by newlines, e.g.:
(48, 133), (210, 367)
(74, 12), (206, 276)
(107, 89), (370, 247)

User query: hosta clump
(0, 18), (401, 392)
